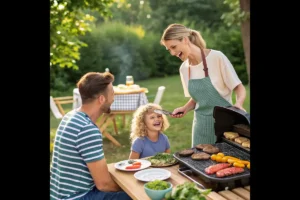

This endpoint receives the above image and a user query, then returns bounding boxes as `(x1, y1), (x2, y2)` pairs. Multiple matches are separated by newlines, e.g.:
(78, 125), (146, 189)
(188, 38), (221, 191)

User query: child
(129, 103), (171, 159)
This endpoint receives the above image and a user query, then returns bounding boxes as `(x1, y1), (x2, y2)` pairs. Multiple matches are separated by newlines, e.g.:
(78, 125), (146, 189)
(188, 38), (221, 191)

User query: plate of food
(114, 159), (151, 171)
(144, 153), (178, 167)
(134, 168), (171, 182)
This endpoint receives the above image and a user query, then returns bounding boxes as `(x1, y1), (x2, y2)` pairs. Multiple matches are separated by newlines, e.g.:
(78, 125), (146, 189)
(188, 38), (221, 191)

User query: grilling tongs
(154, 109), (184, 116)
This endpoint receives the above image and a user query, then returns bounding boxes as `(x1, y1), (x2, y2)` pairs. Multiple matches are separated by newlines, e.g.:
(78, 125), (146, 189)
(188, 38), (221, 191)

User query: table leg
(122, 114), (126, 128)
(102, 131), (121, 147)
(112, 115), (118, 135)
(98, 114), (121, 147)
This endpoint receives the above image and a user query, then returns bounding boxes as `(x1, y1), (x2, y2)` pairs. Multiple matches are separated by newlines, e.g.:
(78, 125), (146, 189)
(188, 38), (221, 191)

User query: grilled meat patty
(195, 144), (213, 150)
(203, 146), (220, 154)
(178, 149), (194, 157)
(191, 152), (211, 160)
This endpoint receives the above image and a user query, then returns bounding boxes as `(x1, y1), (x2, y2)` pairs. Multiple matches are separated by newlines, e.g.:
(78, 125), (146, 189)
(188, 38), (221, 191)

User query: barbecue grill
(173, 106), (250, 192)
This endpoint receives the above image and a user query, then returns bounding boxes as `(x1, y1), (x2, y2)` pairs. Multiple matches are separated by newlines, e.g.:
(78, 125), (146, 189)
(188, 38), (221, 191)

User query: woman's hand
(233, 103), (246, 112)
(170, 107), (186, 118)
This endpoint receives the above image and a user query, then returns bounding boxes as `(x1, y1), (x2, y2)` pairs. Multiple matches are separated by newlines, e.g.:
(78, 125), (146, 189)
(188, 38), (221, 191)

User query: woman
(160, 23), (246, 147)
(129, 103), (171, 159)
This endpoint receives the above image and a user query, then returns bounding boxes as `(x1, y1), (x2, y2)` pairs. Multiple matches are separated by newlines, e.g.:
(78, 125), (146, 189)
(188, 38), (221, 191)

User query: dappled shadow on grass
(102, 128), (132, 164)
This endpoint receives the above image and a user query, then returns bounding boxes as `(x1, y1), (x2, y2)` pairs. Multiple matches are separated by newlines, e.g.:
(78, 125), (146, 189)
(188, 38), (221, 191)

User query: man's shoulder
(70, 111), (92, 125)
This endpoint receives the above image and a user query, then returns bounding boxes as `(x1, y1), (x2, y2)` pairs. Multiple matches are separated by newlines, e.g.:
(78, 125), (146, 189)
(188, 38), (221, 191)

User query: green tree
(221, 0), (250, 84)
(50, 0), (114, 70)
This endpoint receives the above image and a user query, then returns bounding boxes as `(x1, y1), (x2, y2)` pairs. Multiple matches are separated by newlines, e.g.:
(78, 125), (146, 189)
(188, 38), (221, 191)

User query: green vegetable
(146, 180), (170, 190)
(165, 182), (211, 200)
(128, 160), (136, 164)
(147, 153), (177, 165)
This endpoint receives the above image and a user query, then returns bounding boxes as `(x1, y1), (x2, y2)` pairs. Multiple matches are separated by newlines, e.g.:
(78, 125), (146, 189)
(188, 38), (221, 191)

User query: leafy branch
(50, 0), (113, 70)
(221, 0), (250, 27)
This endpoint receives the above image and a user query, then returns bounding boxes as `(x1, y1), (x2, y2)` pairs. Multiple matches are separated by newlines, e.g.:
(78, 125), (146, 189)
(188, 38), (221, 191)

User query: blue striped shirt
(50, 110), (104, 200)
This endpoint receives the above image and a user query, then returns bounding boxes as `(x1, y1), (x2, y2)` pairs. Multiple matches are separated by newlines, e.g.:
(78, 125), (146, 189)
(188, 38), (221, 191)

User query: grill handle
(178, 167), (206, 189)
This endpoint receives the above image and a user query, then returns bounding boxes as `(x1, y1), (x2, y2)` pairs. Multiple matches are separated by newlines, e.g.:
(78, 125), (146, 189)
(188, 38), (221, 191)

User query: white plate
(134, 168), (171, 182)
(114, 159), (151, 171)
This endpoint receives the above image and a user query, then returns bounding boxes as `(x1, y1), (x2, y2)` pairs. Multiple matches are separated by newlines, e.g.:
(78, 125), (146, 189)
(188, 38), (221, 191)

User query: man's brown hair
(76, 72), (114, 104)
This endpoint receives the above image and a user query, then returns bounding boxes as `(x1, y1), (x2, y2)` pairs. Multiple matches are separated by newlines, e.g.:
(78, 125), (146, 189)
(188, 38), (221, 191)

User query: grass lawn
(50, 75), (250, 164)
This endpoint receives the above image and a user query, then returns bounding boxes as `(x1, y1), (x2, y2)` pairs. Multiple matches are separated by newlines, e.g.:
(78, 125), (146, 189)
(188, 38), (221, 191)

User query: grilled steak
(195, 144), (213, 150)
(179, 149), (194, 157)
(203, 146), (220, 154)
(216, 167), (245, 178)
(191, 152), (211, 160)
(205, 163), (231, 174)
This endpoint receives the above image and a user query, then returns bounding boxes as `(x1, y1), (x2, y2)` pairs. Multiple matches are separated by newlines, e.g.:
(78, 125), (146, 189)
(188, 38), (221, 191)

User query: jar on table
(126, 76), (134, 86)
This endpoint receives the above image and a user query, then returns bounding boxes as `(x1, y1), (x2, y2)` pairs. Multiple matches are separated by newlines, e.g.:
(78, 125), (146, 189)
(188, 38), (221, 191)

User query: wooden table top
(107, 163), (250, 200)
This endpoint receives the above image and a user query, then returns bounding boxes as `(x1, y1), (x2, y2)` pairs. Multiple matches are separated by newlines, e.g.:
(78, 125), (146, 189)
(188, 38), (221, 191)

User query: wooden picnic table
(73, 86), (149, 147)
(107, 163), (250, 200)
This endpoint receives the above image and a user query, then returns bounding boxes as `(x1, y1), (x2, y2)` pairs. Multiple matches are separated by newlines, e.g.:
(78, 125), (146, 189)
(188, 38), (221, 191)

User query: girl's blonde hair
(160, 23), (206, 49)
(130, 103), (170, 143)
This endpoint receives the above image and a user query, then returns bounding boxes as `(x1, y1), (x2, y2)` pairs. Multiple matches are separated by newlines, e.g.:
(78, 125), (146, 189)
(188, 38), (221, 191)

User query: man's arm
(87, 158), (122, 192)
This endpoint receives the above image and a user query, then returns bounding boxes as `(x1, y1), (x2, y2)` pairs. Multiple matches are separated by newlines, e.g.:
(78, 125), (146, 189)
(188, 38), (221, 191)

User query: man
(50, 72), (131, 200)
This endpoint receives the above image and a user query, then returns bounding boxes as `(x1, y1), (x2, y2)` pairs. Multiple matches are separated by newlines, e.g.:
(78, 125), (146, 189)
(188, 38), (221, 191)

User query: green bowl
(144, 181), (173, 200)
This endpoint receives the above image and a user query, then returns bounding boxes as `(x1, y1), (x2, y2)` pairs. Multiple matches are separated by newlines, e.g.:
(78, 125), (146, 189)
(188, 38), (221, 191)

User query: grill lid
(213, 106), (250, 141)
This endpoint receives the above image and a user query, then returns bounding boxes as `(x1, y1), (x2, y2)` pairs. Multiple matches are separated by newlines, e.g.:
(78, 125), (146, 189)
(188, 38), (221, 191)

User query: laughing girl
(129, 103), (171, 159)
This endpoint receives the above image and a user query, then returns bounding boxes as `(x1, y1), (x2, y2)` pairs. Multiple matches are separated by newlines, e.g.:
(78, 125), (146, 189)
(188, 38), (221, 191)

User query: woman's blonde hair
(130, 103), (170, 143)
(160, 23), (206, 49)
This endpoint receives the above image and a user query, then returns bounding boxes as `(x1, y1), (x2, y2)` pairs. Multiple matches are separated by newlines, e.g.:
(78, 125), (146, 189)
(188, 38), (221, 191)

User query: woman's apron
(188, 49), (232, 147)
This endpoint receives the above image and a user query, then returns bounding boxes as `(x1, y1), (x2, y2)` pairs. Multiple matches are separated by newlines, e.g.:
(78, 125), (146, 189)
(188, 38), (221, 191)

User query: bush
(201, 25), (248, 84)
(50, 22), (248, 92)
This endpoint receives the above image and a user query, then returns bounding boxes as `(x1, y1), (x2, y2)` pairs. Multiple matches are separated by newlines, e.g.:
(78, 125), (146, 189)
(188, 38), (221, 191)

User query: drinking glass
(126, 76), (134, 86)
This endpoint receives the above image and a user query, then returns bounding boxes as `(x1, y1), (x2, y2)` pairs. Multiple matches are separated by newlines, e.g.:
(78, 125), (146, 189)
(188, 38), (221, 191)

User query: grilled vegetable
(217, 153), (225, 157)
(233, 162), (245, 168)
(215, 155), (223, 162)
(227, 158), (239, 164)
(210, 154), (217, 160)
(239, 160), (250, 165)
(146, 153), (177, 166)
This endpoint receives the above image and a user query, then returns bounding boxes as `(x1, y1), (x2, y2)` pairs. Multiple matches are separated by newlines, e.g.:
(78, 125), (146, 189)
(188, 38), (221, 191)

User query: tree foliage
(50, 0), (113, 70)
(221, 0), (250, 26)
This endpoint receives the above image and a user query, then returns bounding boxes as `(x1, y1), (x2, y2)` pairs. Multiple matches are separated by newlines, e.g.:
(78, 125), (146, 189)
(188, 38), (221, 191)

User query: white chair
(153, 86), (166, 105)
(73, 88), (82, 109)
(50, 96), (63, 119)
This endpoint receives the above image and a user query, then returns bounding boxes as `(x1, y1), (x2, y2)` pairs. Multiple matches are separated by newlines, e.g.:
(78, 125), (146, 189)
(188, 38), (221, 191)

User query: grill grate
(173, 142), (250, 183)
(222, 138), (250, 153)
